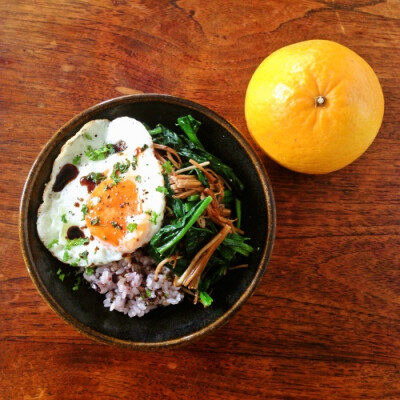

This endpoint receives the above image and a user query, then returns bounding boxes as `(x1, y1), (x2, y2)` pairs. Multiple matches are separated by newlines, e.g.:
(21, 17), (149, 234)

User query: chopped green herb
(111, 160), (130, 184)
(162, 161), (173, 174)
(145, 288), (152, 298)
(135, 175), (142, 183)
(58, 273), (65, 281)
(111, 221), (121, 230)
(81, 204), (88, 219)
(65, 238), (89, 250)
(61, 214), (67, 223)
(70, 261), (78, 267)
(156, 186), (168, 194)
(63, 251), (71, 262)
(164, 292), (170, 298)
(117, 160), (130, 173)
(72, 155), (81, 165)
(199, 291), (213, 307)
(47, 239), (59, 249)
(90, 217), (100, 225)
(85, 143), (115, 161)
(141, 144), (149, 151)
(56, 268), (65, 281)
(86, 172), (106, 184)
(149, 211), (159, 225)
(79, 250), (89, 264)
(83, 132), (92, 140)
(85, 267), (94, 275)
(145, 210), (152, 215)
(132, 155), (137, 170)
(127, 223), (137, 233)
(72, 276), (82, 291)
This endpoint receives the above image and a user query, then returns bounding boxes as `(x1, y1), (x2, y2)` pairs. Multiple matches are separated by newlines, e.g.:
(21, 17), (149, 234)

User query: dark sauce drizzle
(80, 176), (96, 193)
(53, 164), (79, 192)
(67, 226), (85, 240)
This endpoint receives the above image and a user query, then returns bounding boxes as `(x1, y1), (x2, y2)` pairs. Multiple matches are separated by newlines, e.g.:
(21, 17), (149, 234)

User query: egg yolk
(85, 178), (142, 246)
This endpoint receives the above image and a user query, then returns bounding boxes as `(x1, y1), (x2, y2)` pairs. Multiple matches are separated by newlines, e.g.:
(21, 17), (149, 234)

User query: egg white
(37, 117), (166, 267)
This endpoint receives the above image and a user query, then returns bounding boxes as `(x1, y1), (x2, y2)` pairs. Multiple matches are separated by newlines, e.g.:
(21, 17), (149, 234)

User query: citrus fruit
(245, 40), (384, 174)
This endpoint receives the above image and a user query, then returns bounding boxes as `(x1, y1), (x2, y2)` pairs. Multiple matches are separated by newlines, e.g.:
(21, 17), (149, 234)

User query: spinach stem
(187, 194), (200, 202)
(235, 198), (242, 229)
(148, 126), (163, 136)
(158, 196), (213, 255)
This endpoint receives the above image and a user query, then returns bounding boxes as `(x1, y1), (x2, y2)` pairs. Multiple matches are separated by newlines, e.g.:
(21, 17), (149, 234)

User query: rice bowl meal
(37, 114), (254, 318)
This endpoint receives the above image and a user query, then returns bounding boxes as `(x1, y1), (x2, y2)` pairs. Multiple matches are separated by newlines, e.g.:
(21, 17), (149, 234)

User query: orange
(245, 40), (384, 174)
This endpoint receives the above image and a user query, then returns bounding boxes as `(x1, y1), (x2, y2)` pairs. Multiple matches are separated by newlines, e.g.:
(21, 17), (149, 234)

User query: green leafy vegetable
(235, 198), (242, 229)
(222, 234), (253, 257)
(222, 190), (234, 205)
(171, 197), (185, 218)
(184, 202), (195, 213)
(84, 133), (92, 140)
(176, 115), (204, 150)
(184, 226), (213, 256)
(151, 118), (243, 192)
(195, 169), (209, 188)
(150, 196), (212, 258)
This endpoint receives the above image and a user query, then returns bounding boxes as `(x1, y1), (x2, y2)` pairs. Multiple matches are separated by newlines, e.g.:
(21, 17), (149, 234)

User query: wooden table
(1, 1), (400, 398)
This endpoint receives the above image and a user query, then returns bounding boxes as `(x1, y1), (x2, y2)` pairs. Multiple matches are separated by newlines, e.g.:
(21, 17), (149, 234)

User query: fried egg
(37, 117), (166, 267)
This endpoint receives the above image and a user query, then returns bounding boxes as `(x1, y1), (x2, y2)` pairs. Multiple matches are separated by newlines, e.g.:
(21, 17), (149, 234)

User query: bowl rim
(19, 93), (276, 349)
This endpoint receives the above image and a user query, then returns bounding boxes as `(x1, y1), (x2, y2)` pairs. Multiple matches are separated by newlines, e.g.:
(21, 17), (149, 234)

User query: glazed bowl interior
(20, 94), (275, 348)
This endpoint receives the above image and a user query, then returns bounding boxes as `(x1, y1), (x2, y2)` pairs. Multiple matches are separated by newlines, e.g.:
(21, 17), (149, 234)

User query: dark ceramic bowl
(19, 94), (276, 349)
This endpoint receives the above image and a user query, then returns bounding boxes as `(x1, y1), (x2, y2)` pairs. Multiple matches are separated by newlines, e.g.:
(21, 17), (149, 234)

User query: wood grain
(1, 0), (400, 399)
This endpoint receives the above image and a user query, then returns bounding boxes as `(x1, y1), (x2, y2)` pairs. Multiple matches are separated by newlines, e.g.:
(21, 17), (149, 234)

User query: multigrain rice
(83, 249), (183, 317)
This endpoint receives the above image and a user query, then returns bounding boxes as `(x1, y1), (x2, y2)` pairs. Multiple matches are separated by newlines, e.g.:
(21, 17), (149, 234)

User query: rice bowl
(19, 94), (276, 348)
